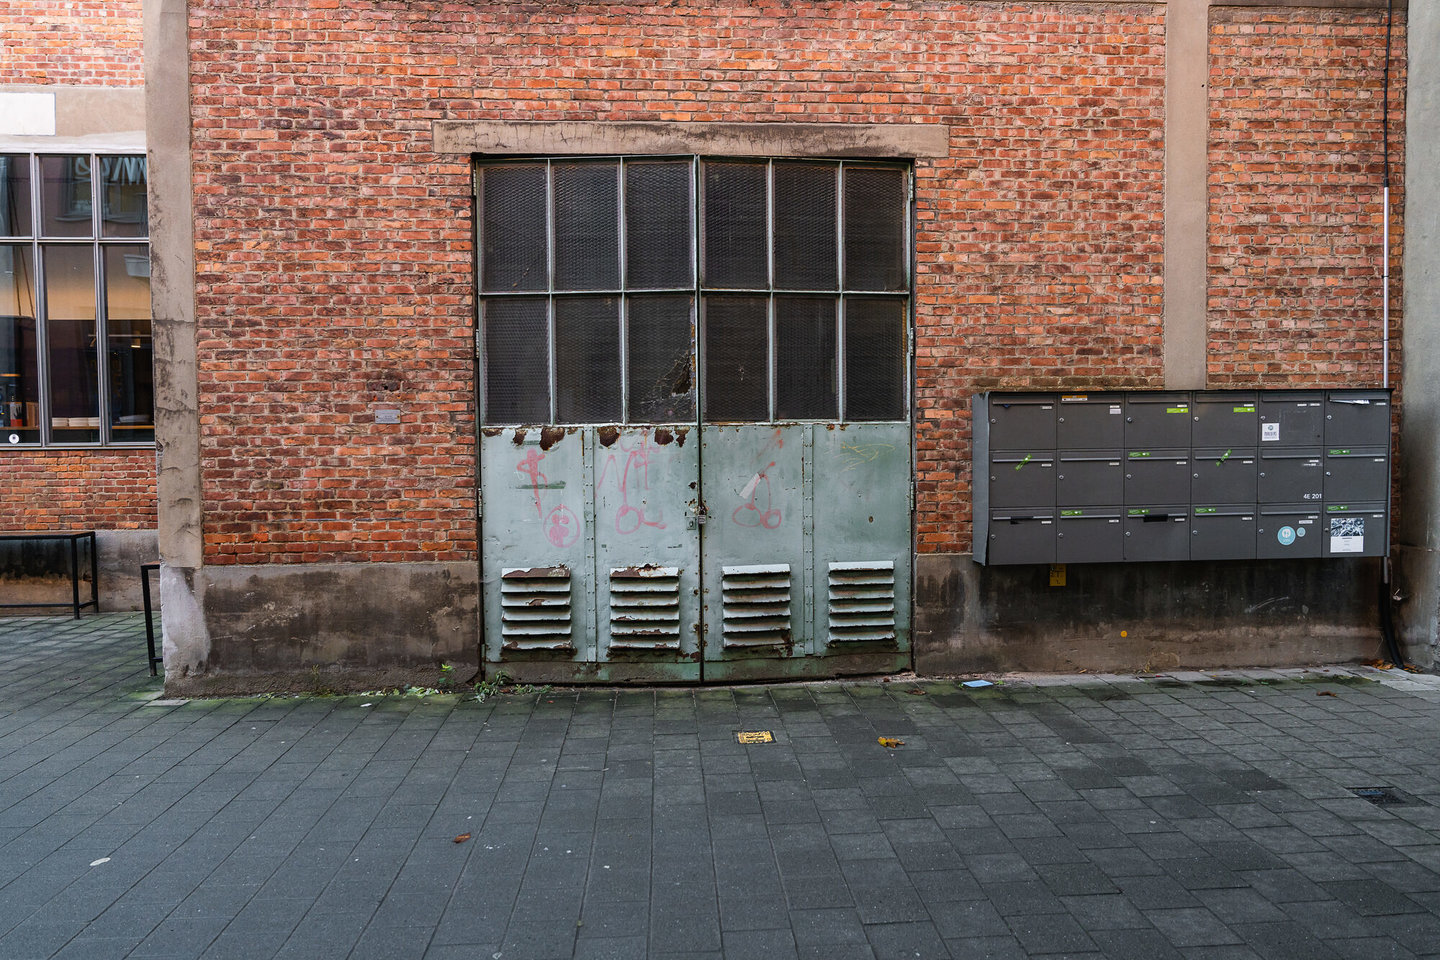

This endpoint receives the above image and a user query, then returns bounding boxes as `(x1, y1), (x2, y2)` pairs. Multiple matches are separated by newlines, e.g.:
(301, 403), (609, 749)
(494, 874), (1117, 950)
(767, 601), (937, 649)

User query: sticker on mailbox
(1262, 423), (1280, 443)
(1277, 526), (1296, 546)
(1330, 517), (1365, 553)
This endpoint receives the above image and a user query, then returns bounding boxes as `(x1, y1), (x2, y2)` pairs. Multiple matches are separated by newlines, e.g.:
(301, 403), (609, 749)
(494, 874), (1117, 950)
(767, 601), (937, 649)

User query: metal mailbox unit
(973, 389), (1391, 565)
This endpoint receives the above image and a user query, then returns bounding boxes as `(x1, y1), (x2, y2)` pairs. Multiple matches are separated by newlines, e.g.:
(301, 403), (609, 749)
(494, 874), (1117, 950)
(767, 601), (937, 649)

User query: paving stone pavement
(6, 615), (1440, 959)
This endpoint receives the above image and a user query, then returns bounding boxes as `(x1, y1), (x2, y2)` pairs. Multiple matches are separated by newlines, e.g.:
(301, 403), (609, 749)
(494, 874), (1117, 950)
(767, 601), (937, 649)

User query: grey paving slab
(11, 617), (1440, 958)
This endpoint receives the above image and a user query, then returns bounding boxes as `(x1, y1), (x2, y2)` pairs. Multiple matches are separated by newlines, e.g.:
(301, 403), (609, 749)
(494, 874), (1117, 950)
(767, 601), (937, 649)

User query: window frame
(476, 155), (912, 428)
(0, 152), (153, 449)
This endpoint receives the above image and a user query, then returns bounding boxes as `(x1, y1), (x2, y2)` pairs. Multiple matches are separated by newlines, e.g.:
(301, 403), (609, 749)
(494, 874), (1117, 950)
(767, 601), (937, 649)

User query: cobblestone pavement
(5, 614), (1440, 959)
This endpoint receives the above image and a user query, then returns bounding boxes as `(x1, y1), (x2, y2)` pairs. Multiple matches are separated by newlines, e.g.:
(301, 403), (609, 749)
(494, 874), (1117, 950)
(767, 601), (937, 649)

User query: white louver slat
(500, 566), (574, 651)
(827, 561), (896, 643)
(609, 566), (682, 650)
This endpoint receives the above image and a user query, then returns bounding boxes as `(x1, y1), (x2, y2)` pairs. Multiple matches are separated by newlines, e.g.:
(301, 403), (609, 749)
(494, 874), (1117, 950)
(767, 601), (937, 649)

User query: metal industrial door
(477, 157), (911, 683)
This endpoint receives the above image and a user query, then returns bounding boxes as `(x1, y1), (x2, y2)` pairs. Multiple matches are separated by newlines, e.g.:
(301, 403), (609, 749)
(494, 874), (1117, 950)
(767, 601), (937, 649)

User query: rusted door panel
(699, 424), (810, 679)
(592, 425), (701, 681)
(480, 428), (595, 676)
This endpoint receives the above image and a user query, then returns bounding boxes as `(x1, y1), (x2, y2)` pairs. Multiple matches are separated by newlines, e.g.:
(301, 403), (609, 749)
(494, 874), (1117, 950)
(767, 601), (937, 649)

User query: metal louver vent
(721, 564), (792, 648)
(828, 561), (896, 644)
(500, 567), (573, 650)
(609, 566), (682, 650)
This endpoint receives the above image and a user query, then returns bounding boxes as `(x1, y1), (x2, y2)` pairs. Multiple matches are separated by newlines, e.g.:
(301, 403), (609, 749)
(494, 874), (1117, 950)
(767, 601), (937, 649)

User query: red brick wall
(1208, 8), (1404, 388)
(1, 0), (144, 86)
(187, 0), (1167, 562)
(0, 450), (156, 529)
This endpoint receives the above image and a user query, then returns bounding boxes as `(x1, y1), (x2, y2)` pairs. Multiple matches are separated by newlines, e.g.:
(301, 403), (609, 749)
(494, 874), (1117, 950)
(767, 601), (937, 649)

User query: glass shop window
(0, 154), (152, 447)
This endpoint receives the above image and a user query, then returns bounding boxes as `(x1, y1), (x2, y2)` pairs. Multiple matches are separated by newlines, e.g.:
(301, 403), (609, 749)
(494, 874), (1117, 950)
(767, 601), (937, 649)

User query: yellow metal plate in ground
(735, 730), (774, 744)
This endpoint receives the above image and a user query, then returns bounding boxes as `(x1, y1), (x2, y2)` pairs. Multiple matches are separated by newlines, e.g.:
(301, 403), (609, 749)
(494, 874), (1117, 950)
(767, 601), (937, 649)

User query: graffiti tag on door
(516, 449), (579, 548)
(733, 429), (784, 529)
(598, 433), (667, 535)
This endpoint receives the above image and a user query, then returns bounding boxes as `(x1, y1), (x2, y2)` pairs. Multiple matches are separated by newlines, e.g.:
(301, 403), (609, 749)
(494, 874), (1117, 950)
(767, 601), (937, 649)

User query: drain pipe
(1378, 0), (1406, 669)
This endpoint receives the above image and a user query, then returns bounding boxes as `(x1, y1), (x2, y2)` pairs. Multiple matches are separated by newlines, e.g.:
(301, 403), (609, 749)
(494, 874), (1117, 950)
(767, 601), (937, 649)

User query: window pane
(44, 245), (99, 442)
(0, 245), (39, 443)
(626, 161), (692, 289)
(775, 296), (837, 420)
(773, 162), (837, 291)
(555, 296), (620, 422)
(703, 295), (767, 421)
(845, 298), (906, 421)
(480, 163), (547, 292)
(0, 156), (33, 237)
(628, 295), (693, 423)
(553, 162), (619, 291)
(40, 156), (93, 238)
(104, 245), (153, 442)
(844, 167), (907, 291)
(100, 156), (149, 238)
(483, 297), (548, 423)
(702, 162), (766, 289)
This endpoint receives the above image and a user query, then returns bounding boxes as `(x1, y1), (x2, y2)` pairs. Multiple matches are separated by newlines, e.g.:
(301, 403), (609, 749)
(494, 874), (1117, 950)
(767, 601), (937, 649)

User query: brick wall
(187, 0), (1167, 562)
(0, 450), (156, 528)
(1208, 8), (1405, 388)
(1, 0), (144, 86)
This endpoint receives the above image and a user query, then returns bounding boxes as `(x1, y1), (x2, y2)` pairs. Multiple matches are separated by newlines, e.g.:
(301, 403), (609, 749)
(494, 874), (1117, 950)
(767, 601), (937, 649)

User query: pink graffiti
(732, 460), (782, 529)
(598, 433), (667, 535)
(516, 449), (548, 519)
(546, 505), (580, 548)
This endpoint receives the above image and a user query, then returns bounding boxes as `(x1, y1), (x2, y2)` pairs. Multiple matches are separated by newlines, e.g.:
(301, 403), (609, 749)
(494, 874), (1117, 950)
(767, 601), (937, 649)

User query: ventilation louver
(721, 564), (792, 648)
(500, 566), (573, 650)
(828, 561), (897, 643)
(609, 566), (682, 650)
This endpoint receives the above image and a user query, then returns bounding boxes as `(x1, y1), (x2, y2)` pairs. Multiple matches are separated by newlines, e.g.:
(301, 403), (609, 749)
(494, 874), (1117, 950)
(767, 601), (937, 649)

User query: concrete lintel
(0, 84), (145, 140)
(434, 120), (952, 159)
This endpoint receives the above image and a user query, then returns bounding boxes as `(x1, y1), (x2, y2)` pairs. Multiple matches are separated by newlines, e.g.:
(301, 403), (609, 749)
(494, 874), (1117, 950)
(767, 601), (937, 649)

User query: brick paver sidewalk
(4, 614), (1440, 959)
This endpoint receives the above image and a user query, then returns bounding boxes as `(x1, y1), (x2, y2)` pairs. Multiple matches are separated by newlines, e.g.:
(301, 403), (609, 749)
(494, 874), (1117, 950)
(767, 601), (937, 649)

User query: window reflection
(40, 156), (93, 238)
(1, 244), (38, 443)
(44, 245), (100, 443)
(104, 245), (153, 442)
(0, 156), (33, 238)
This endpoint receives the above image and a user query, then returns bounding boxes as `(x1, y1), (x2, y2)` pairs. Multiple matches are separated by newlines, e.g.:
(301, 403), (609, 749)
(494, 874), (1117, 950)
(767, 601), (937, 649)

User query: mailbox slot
(1191, 507), (1257, 561)
(987, 394), (1057, 451)
(1123, 506), (1189, 562)
(1323, 446), (1390, 503)
(1124, 393), (1192, 448)
(1257, 448), (1323, 504)
(1256, 505), (1321, 559)
(1192, 391), (1258, 448)
(988, 454), (1056, 509)
(1321, 503), (1388, 558)
(1056, 508), (1124, 564)
(1056, 451), (1123, 507)
(985, 512), (1056, 565)
(1324, 391), (1391, 448)
(1191, 447), (1257, 505)
(1257, 390), (1324, 446)
(1055, 394), (1125, 449)
(1123, 450), (1190, 505)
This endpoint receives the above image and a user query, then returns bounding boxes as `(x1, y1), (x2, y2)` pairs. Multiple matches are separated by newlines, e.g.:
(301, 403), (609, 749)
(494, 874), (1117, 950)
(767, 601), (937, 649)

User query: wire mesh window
(1, 153), (152, 447)
(478, 157), (908, 425)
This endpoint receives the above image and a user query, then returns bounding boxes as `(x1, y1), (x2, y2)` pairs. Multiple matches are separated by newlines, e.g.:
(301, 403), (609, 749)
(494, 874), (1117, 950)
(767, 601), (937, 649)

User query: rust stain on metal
(539, 426), (566, 451)
(511, 428), (527, 445)
(612, 563), (665, 577)
(482, 427), (504, 437)
(654, 427), (674, 446)
(597, 425), (620, 447)
(673, 427), (688, 447)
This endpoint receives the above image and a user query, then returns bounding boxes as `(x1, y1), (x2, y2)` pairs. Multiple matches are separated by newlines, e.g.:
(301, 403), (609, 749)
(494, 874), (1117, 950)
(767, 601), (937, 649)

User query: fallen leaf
(906, 688), (926, 696)
(878, 737), (905, 748)
(454, 833), (472, 844)
(1317, 691), (1338, 698)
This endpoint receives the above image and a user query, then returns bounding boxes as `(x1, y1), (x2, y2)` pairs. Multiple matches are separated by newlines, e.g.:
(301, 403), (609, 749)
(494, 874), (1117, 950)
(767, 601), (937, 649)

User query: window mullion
(766, 160), (776, 422)
(546, 161), (557, 424)
(617, 161), (628, 425)
(836, 163), (846, 422)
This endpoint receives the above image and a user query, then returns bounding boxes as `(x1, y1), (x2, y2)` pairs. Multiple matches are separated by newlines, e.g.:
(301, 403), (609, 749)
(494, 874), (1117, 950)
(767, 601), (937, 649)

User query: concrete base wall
(1395, 545), (1440, 669)
(0, 529), (158, 613)
(914, 554), (1386, 675)
(163, 561), (480, 697)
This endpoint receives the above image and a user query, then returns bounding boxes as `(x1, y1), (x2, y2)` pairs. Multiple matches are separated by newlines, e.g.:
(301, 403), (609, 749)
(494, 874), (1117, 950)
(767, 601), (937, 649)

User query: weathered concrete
(1400, 0), (1439, 665)
(145, 0), (208, 676)
(913, 553), (1385, 675)
(164, 561), (480, 697)
(0, 529), (156, 612)
(434, 120), (952, 158)
(1163, 0), (1208, 389)
(0, 84), (144, 138)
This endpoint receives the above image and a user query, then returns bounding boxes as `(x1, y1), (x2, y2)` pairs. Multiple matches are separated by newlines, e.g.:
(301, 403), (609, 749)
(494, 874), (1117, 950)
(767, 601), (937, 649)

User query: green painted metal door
(476, 156), (911, 683)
